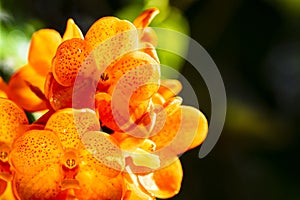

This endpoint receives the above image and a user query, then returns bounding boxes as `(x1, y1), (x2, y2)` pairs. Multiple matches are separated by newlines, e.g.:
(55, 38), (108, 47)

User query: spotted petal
(45, 108), (100, 149)
(0, 98), (28, 145)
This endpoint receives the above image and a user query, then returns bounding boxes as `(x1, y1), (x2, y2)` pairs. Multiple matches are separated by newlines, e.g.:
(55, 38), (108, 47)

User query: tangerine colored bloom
(0, 7), (208, 200)
(0, 98), (29, 199)
(10, 108), (125, 200)
(111, 79), (208, 199)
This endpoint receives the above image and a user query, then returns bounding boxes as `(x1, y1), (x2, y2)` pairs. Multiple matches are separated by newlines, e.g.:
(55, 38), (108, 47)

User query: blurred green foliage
(0, 1), (44, 81)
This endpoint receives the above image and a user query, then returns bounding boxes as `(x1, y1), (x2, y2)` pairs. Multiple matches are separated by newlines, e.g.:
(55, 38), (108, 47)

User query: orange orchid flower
(1, 7), (209, 200)
(0, 98), (29, 200)
(10, 108), (124, 200)
(108, 78), (208, 199)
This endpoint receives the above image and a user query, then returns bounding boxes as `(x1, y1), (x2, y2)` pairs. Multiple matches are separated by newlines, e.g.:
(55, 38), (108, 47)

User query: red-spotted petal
(107, 51), (160, 103)
(45, 108), (100, 149)
(52, 38), (97, 87)
(10, 130), (63, 174)
(0, 98), (28, 145)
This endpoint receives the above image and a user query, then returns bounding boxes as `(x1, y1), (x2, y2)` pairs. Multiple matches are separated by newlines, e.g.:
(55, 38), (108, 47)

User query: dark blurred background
(1, 0), (300, 199)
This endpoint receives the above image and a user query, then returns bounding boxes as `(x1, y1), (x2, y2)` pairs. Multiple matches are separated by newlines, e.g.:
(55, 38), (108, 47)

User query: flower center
(0, 144), (10, 163)
(100, 73), (109, 81)
(61, 149), (79, 170)
(65, 158), (76, 169)
(0, 152), (8, 162)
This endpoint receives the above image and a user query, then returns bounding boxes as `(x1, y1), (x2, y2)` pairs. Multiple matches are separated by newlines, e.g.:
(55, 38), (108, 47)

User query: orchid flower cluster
(0, 8), (208, 200)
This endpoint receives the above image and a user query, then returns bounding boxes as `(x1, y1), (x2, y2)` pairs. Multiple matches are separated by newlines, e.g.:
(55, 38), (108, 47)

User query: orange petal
(0, 181), (15, 199)
(74, 170), (123, 199)
(107, 51), (160, 102)
(139, 27), (158, 47)
(149, 96), (181, 138)
(71, 75), (98, 109)
(8, 65), (48, 111)
(28, 29), (62, 76)
(75, 149), (121, 179)
(85, 17), (137, 49)
(111, 133), (159, 171)
(133, 8), (160, 29)
(188, 108), (208, 150)
(138, 159), (183, 199)
(52, 38), (96, 87)
(10, 130), (63, 174)
(125, 149), (160, 172)
(85, 17), (138, 72)
(95, 92), (120, 131)
(45, 108), (100, 149)
(0, 77), (8, 98)
(44, 73), (72, 110)
(13, 165), (66, 200)
(0, 179), (7, 196)
(158, 79), (182, 100)
(123, 172), (154, 200)
(62, 18), (84, 41)
(134, 9), (159, 49)
(111, 132), (145, 150)
(151, 93), (165, 105)
(95, 92), (152, 136)
(81, 131), (124, 172)
(11, 130), (65, 198)
(0, 98), (28, 145)
(112, 124), (158, 152)
(139, 42), (160, 63)
(150, 106), (208, 155)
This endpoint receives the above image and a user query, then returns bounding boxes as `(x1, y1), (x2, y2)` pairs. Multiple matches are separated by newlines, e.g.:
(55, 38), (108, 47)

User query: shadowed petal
(0, 77), (8, 98)
(8, 65), (48, 111)
(44, 73), (72, 111)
